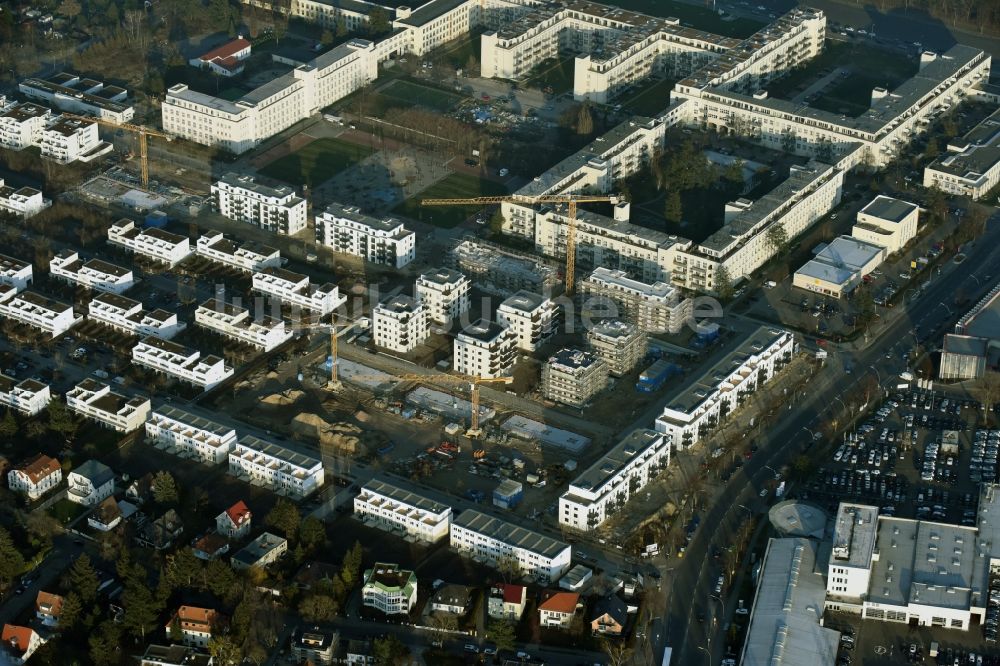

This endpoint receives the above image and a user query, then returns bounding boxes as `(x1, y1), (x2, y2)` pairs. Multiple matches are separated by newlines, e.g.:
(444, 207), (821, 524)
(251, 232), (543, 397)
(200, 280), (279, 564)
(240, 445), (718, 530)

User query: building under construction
(449, 239), (560, 297)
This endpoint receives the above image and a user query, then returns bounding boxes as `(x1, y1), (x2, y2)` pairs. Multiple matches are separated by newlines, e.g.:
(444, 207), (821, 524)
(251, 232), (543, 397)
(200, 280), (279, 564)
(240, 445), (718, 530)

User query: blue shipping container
(636, 359), (679, 392)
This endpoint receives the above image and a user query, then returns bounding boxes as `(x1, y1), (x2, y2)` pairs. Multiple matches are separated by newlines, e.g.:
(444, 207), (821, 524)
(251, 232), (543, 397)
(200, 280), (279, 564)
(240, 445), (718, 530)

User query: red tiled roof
(197, 38), (251, 70)
(2, 625), (33, 654)
(173, 606), (217, 632)
(15, 453), (60, 484)
(538, 590), (579, 614)
(35, 591), (63, 618)
(226, 500), (251, 526)
(502, 584), (525, 604)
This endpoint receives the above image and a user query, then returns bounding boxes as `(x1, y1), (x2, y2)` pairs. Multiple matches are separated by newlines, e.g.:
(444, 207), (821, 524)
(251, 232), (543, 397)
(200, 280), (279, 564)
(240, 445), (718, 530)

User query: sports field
(392, 173), (508, 228)
(258, 137), (373, 187)
(380, 79), (462, 112)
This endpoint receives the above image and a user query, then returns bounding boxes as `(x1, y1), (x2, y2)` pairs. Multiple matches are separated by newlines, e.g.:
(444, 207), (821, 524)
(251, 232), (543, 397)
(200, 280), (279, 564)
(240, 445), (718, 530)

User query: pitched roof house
(589, 594), (628, 635)
(35, 591), (63, 627)
(1, 624), (46, 662)
(487, 583), (527, 620)
(216, 500), (252, 539)
(165, 605), (220, 648)
(538, 590), (580, 628)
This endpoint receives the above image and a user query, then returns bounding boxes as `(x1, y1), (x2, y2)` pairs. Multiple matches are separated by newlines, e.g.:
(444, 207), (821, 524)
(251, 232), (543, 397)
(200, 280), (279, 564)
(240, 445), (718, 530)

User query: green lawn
(434, 32), (483, 70)
(621, 78), (677, 116)
(258, 137), (373, 187)
(392, 173), (508, 228)
(524, 55), (577, 95)
(380, 79), (462, 112)
(47, 498), (88, 525)
(612, 0), (763, 37)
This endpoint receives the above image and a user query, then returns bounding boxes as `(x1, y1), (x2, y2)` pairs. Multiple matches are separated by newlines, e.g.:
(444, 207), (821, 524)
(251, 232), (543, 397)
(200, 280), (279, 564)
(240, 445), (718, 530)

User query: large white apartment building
(668, 160), (846, 293)
(497, 291), (558, 352)
(108, 219), (193, 266)
(132, 337), (235, 390)
(585, 319), (645, 377)
(0, 377), (50, 416)
(145, 405), (238, 465)
(87, 292), (185, 339)
(0, 102), (52, 150)
(851, 195), (920, 254)
(66, 378), (151, 433)
(541, 348), (608, 409)
(0, 254), (33, 292)
(195, 231), (281, 273)
(0, 179), (48, 218)
(19, 72), (133, 123)
(453, 319), (517, 378)
(558, 429), (670, 531)
(211, 173), (308, 235)
(654, 327), (795, 449)
(923, 106), (1000, 200)
(38, 116), (107, 164)
(354, 478), (452, 544)
(195, 299), (293, 351)
(414, 267), (471, 326)
(580, 268), (692, 334)
(228, 434), (324, 498)
(481, 0), (739, 103)
(824, 490), (1000, 631)
(315, 204), (416, 268)
(362, 563), (418, 615)
(451, 509), (572, 584)
(0, 289), (80, 337)
(162, 39), (377, 154)
(252, 267), (345, 316)
(372, 295), (429, 353)
(50, 250), (135, 294)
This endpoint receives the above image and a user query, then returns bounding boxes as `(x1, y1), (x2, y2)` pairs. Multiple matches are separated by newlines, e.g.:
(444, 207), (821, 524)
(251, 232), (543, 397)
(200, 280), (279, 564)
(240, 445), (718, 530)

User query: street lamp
(697, 645), (712, 666)
(869, 365), (882, 385)
(763, 464), (780, 480)
(737, 504), (753, 520)
(711, 593), (727, 628)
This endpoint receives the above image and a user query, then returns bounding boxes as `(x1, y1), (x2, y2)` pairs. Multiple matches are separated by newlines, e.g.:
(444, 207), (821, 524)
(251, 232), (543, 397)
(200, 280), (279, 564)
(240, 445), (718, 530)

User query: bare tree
(975, 371), (1000, 426)
(600, 637), (633, 666)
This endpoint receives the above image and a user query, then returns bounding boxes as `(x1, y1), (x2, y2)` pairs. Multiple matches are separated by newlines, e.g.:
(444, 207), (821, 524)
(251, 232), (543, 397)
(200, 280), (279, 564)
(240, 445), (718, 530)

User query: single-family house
(34, 591), (63, 627)
(87, 496), (123, 531)
(66, 459), (114, 506)
(538, 590), (580, 628)
(192, 533), (230, 561)
(487, 583), (526, 620)
(429, 584), (473, 615)
(215, 500), (251, 539)
(165, 605), (220, 648)
(1, 624), (46, 663)
(589, 594), (628, 636)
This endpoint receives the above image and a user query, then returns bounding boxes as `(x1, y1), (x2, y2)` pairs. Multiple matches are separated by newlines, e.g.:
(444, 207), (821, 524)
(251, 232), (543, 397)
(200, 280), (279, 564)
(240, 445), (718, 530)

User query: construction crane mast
(422, 193), (619, 294)
(351, 373), (512, 436)
(60, 112), (172, 191)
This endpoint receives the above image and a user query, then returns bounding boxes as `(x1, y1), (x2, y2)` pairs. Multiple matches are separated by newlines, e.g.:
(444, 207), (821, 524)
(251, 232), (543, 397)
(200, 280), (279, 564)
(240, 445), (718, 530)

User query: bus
(662, 647), (672, 666)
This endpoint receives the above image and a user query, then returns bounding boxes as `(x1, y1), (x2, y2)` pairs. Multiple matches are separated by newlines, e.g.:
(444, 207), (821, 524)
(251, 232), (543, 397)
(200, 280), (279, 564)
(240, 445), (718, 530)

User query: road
(661, 214), (1000, 665)
(0, 534), (84, 625)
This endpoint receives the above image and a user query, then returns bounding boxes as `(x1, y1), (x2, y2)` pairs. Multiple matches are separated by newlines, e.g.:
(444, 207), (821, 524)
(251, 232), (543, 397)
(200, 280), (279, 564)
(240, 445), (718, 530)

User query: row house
(66, 378), (151, 432)
(132, 337), (234, 390)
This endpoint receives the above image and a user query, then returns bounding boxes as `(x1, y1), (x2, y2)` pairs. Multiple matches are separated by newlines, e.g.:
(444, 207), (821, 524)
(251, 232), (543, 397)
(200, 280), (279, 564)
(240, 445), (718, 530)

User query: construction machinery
(422, 193), (619, 293)
(60, 112), (173, 190)
(350, 372), (512, 437)
(299, 317), (349, 387)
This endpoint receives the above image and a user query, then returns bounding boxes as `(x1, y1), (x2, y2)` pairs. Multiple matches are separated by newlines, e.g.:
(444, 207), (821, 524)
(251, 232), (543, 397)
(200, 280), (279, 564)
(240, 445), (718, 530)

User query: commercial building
(38, 116), (107, 164)
(451, 509), (572, 584)
(852, 195), (920, 255)
(655, 327), (795, 449)
(580, 268), (692, 334)
(252, 267), (345, 316)
(7, 454), (61, 500)
(0, 254), (32, 292)
(228, 434), (324, 498)
(0, 102), (52, 150)
(414, 267), (471, 326)
(131, 337), (235, 390)
(541, 348), (608, 409)
(824, 494), (1000, 631)
(145, 405), (238, 465)
(196, 231), (281, 273)
(741, 538), (840, 666)
(453, 319), (517, 378)
(67, 459), (115, 506)
(372, 295), (429, 353)
(162, 39), (377, 154)
(315, 204), (416, 268)
(792, 235), (887, 299)
(450, 239), (560, 296)
(19, 72), (133, 122)
(108, 219), (193, 266)
(362, 563), (418, 615)
(923, 106), (1000, 200)
(0, 289), (81, 337)
(231, 532), (288, 570)
(940, 281), (1000, 380)
(558, 429), (670, 531)
(195, 298), (293, 351)
(354, 478), (453, 544)
(211, 173), (308, 235)
(190, 37), (252, 76)
(66, 378), (151, 433)
(585, 319), (645, 377)
(497, 291), (559, 352)
(87, 292), (185, 339)
(0, 179), (48, 218)
(50, 250), (136, 294)
(0, 377), (50, 416)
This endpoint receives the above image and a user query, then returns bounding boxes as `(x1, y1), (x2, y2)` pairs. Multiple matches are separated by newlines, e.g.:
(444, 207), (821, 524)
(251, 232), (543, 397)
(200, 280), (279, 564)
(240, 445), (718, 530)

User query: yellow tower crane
(59, 113), (173, 191)
(351, 373), (512, 437)
(422, 193), (619, 293)
(297, 317), (349, 387)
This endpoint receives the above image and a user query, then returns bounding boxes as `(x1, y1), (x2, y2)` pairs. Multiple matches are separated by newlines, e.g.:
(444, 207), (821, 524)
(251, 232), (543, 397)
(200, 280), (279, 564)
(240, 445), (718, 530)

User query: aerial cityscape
(0, 0), (997, 664)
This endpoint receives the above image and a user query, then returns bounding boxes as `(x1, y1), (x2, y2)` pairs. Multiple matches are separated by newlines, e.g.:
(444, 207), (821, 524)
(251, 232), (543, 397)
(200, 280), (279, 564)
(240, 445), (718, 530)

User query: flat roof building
(852, 195), (920, 254)
(0, 254), (33, 292)
(66, 378), (151, 433)
(50, 250), (136, 294)
(0, 377), (50, 416)
(355, 478), (452, 544)
(451, 509), (572, 584)
(0, 289), (81, 338)
(414, 267), (470, 327)
(372, 294), (429, 354)
(212, 173), (307, 236)
(228, 434), (324, 498)
(586, 319), (645, 377)
(132, 337), (234, 390)
(0, 178), (48, 218)
(453, 318), (517, 378)
(20, 72), (133, 123)
(145, 405), (238, 466)
(924, 106), (1000, 200)
(581, 267), (692, 334)
(87, 292), (185, 340)
(541, 348), (608, 409)
(252, 267), (345, 316)
(316, 203), (416, 268)
(196, 231), (281, 273)
(195, 298), (293, 352)
(940, 280), (1000, 380)
(108, 219), (192, 266)
(793, 236), (886, 299)
(497, 291), (559, 352)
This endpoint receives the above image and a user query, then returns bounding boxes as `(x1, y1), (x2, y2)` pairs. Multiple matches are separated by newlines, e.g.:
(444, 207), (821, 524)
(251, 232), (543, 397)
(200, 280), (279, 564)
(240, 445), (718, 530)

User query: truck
(636, 359), (680, 393)
(899, 371), (914, 382)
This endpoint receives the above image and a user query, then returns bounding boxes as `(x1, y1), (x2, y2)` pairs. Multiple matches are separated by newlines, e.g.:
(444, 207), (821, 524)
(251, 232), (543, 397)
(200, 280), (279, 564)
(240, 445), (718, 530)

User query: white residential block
(195, 299), (293, 352)
(0, 254), (33, 292)
(450, 509), (572, 584)
(354, 478), (452, 544)
(50, 250), (135, 294)
(453, 319), (517, 378)
(315, 204), (415, 268)
(0, 102), (52, 150)
(38, 116), (105, 164)
(252, 267), (345, 316)
(108, 219), (192, 266)
(228, 434), (324, 499)
(87, 292), (185, 339)
(0, 179), (48, 218)
(145, 405), (237, 465)
(581, 268), (692, 335)
(414, 267), (470, 326)
(66, 378), (151, 432)
(196, 231), (281, 273)
(497, 291), (558, 352)
(852, 195), (920, 254)
(372, 295), (429, 353)
(131, 337), (234, 390)
(0, 377), (50, 416)
(20, 72), (133, 123)
(0, 289), (81, 338)
(212, 173), (307, 235)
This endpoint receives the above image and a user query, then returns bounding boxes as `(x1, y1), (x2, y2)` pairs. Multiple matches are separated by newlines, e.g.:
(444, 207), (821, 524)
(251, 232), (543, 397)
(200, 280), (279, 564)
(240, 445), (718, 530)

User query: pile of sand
(292, 413), (365, 454)
(261, 390), (304, 407)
